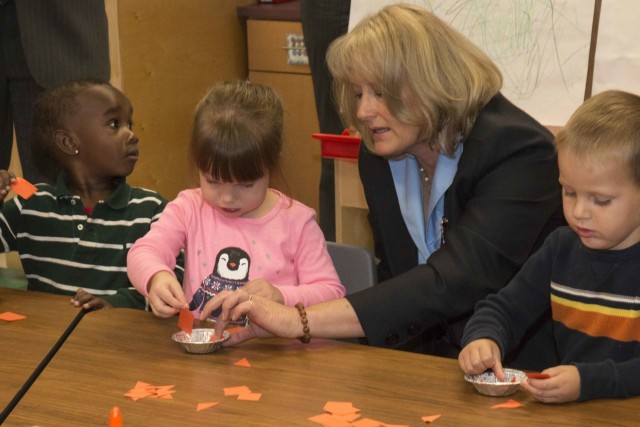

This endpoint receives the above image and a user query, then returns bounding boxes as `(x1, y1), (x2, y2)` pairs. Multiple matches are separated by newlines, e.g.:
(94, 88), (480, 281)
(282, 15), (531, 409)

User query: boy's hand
(458, 338), (505, 380)
(242, 277), (284, 303)
(147, 271), (188, 318)
(0, 170), (16, 200)
(70, 288), (113, 310)
(520, 365), (580, 403)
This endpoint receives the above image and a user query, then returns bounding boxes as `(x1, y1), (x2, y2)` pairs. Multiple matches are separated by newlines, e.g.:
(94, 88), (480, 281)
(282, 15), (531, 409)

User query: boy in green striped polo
(0, 78), (182, 310)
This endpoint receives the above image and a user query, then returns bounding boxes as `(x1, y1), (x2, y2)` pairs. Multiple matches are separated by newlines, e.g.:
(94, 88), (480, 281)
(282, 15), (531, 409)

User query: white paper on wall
(349, 0), (605, 126)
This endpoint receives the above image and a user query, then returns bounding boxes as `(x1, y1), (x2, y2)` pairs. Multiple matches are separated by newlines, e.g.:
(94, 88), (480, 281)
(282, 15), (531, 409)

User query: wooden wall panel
(116, 0), (255, 199)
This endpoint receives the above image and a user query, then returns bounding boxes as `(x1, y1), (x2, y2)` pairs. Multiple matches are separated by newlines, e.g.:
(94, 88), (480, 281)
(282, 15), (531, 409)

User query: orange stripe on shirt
(551, 294), (640, 342)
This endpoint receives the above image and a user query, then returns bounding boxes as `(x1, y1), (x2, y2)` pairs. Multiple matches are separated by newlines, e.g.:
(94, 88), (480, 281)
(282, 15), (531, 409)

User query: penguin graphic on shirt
(189, 247), (250, 325)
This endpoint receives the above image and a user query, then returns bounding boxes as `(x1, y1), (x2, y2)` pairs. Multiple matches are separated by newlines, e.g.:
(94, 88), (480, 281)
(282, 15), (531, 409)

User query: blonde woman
(204, 4), (564, 371)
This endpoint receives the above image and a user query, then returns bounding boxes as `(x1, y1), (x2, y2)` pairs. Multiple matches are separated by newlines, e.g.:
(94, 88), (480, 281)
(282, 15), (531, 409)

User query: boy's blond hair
(326, 3), (502, 156)
(555, 90), (640, 186)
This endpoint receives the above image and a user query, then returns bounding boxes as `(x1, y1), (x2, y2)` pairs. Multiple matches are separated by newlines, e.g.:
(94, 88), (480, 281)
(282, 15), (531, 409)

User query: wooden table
(4, 308), (639, 426)
(0, 288), (83, 415)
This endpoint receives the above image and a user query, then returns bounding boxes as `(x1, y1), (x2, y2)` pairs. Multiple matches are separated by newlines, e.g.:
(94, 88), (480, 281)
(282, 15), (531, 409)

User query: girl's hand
(242, 277), (284, 303)
(147, 271), (188, 318)
(70, 288), (113, 310)
(458, 339), (505, 380)
(520, 365), (580, 403)
(0, 170), (16, 200)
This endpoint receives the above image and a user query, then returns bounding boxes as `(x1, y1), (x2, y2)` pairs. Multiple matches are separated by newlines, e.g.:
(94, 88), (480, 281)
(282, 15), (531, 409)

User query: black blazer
(14, 0), (110, 88)
(346, 93), (565, 360)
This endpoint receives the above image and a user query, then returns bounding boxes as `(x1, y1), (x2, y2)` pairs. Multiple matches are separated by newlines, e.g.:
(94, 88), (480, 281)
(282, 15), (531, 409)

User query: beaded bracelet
(295, 303), (311, 344)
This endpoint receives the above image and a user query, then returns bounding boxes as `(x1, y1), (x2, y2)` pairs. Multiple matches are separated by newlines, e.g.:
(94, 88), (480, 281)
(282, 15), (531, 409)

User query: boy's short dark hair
(32, 78), (112, 181)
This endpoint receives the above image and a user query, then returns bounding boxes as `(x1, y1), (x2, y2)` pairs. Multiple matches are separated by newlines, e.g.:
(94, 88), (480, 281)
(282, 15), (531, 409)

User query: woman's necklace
(418, 166), (432, 187)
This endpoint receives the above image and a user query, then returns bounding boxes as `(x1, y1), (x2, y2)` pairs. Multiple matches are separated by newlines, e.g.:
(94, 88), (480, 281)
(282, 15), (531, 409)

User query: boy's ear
(53, 129), (79, 156)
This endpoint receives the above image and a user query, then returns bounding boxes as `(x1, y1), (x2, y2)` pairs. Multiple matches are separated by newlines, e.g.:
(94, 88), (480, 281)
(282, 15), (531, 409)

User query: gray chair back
(326, 242), (377, 295)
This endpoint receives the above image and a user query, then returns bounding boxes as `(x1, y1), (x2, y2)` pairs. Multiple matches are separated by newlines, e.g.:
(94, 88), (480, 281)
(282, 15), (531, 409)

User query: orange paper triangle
(0, 311), (26, 322)
(421, 414), (441, 423)
(196, 402), (219, 411)
(234, 357), (251, 368)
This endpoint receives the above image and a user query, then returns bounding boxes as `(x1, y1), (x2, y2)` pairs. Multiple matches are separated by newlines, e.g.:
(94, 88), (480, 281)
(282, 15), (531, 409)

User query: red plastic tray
(312, 132), (361, 160)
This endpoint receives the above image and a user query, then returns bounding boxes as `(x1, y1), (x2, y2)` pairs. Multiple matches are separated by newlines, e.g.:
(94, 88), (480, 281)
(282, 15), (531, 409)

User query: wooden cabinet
(246, 19), (321, 216)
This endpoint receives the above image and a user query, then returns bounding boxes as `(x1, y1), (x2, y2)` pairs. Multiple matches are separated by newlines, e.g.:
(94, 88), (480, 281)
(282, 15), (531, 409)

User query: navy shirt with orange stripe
(462, 226), (640, 401)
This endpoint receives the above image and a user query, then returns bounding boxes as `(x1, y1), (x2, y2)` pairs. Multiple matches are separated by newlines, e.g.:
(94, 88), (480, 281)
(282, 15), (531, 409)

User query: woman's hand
(458, 339), (505, 380)
(242, 278), (284, 303)
(147, 271), (188, 318)
(0, 170), (16, 200)
(201, 289), (299, 345)
(70, 288), (113, 310)
(520, 365), (580, 403)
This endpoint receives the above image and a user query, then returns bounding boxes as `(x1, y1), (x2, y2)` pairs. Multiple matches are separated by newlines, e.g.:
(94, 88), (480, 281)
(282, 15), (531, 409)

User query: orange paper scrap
(421, 414), (441, 423)
(196, 402), (219, 412)
(237, 392), (262, 401)
(308, 413), (353, 427)
(323, 401), (361, 416)
(223, 385), (252, 396)
(178, 308), (194, 335)
(226, 326), (244, 334)
(491, 399), (523, 409)
(0, 311), (26, 322)
(11, 177), (37, 199)
(124, 381), (176, 401)
(350, 418), (384, 426)
(234, 357), (251, 367)
(309, 401), (415, 427)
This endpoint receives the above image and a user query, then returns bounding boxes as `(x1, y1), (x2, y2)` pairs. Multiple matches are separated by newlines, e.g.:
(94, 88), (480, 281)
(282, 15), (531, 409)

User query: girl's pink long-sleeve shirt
(127, 189), (345, 310)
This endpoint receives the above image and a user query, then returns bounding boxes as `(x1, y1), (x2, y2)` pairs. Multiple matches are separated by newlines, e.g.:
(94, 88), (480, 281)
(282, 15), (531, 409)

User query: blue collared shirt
(389, 143), (463, 264)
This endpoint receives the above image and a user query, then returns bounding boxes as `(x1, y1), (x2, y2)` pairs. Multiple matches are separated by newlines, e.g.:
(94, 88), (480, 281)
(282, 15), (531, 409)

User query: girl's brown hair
(190, 80), (284, 183)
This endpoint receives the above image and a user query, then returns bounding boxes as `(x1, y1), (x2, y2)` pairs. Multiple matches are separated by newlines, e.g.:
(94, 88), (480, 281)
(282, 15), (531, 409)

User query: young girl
(127, 80), (345, 321)
(0, 78), (180, 310)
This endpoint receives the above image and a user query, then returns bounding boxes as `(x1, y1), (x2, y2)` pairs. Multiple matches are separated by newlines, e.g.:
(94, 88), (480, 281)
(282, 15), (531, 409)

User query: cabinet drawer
(248, 20), (310, 74)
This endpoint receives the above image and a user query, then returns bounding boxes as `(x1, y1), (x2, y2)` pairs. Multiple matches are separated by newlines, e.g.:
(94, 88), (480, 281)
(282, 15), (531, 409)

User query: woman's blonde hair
(190, 80), (284, 183)
(327, 3), (502, 155)
(555, 90), (640, 186)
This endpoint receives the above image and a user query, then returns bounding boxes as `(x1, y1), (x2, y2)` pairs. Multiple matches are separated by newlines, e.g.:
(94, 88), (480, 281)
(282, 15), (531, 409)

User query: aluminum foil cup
(172, 329), (230, 354)
(464, 368), (527, 396)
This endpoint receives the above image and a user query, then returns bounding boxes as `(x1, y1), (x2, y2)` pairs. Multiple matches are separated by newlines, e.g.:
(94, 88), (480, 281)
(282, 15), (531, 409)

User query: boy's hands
(460, 339), (581, 403)
(242, 278), (284, 303)
(147, 271), (188, 318)
(0, 170), (16, 200)
(458, 338), (505, 380)
(70, 288), (113, 310)
(520, 365), (580, 403)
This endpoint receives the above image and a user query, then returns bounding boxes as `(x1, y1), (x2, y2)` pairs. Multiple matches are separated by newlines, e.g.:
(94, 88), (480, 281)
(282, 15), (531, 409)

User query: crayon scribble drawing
(421, 0), (594, 124)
